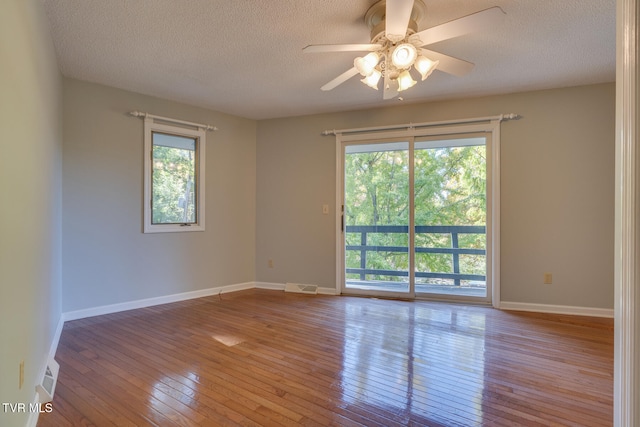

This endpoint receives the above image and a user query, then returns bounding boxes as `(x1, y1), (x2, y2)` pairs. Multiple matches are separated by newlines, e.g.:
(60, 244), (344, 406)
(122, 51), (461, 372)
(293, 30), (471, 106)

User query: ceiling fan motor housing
(365, 0), (426, 42)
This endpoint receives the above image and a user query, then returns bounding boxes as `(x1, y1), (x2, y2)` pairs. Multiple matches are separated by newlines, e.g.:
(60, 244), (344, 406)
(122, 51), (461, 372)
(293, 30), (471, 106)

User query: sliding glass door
(414, 137), (487, 299)
(340, 132), (491, 303)
(343, 141), (412, 297)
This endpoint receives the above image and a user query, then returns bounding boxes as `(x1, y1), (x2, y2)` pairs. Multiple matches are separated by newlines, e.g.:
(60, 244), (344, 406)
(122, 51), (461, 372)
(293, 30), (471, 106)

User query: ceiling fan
(303, 0), (504, 100)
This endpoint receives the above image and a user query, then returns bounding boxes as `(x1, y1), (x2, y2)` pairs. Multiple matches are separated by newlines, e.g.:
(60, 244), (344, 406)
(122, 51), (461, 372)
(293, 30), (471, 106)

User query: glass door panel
(414, 137), (487, 299)
(343, 142), (411, 296)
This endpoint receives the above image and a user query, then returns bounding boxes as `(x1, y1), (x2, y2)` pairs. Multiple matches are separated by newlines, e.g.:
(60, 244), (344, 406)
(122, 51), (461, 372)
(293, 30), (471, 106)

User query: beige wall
(256, 83), (615, 309)
(62, 79), (256, 312)
(0, 1), (620, 423)
(0, 1), (63, 426)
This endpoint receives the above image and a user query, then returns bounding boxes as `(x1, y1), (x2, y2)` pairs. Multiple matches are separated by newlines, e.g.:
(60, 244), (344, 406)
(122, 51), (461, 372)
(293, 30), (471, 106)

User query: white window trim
(143, 117), (206, 233)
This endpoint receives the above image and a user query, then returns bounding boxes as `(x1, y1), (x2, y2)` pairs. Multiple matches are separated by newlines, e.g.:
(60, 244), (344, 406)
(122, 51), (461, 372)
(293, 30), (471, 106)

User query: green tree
(344, 144), (486, 283)
(152, 145), (196, 224)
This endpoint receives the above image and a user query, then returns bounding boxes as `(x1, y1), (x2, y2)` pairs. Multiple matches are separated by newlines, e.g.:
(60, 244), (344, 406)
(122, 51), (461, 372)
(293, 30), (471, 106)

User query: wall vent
(36, 358), (59, 403)
(284, 283), (318, 295)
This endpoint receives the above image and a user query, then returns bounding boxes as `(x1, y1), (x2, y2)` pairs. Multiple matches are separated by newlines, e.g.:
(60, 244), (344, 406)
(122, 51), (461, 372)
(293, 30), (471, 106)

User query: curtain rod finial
(501, 113), (520, 121)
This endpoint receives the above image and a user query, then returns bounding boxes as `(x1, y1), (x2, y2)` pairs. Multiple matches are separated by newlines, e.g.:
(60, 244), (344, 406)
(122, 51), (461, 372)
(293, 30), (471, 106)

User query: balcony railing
(345, 225), (486, 286)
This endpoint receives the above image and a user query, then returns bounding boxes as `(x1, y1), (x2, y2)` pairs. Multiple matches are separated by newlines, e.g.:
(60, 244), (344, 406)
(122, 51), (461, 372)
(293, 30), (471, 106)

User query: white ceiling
(42, 0), (616, 121)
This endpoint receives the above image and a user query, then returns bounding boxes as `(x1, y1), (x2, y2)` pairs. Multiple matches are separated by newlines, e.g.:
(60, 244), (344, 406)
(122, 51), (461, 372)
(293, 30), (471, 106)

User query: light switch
(322, 204), (329, 215)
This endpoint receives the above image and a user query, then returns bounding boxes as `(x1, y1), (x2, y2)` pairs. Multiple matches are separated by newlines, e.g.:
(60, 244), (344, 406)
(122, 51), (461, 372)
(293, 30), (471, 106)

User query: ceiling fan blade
(303, 43), (382, 53)
(421, 49), (475, 77)
(414, 7), (505, 46)
(385, 0), (415, 43)
(383, 72), (399, 100)
(321, 67), (360, 91)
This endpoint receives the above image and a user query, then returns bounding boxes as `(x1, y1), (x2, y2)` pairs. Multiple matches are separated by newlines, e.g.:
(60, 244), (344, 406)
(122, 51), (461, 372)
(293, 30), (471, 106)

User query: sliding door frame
(335, 119), (502, 307)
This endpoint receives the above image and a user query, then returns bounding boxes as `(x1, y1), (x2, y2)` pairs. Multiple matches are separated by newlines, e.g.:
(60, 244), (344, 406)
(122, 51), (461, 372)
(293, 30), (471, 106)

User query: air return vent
(284, 283), (318, 295)
(36, 358), (59, 403)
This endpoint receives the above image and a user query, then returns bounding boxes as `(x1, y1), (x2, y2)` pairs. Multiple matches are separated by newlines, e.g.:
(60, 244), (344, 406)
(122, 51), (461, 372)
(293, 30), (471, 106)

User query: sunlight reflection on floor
(341, 300), (487, 426)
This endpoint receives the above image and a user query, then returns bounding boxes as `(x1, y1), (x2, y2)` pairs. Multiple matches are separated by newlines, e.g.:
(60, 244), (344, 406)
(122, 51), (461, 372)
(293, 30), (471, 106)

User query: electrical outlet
(19, 360), (24, 389)
(543, 273), (553, 284)
(268, 259), (274, 268)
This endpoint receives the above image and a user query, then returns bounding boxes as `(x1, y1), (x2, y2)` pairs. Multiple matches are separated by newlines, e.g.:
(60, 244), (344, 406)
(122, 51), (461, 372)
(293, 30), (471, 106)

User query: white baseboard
(62, 282), (255, 322)
(56, 287), (613, 328)
(25, 315), (66, 427)
(499, 301), (614, 318)
(63, 281), (337, 323)
(254, 281), (285, 290)
(49, 316), (65, 359)
(318, 287), (338, 295)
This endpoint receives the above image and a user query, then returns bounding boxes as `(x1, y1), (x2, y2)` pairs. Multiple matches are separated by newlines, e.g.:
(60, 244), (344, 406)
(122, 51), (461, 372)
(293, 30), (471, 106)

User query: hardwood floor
(38, 289), (613, 426)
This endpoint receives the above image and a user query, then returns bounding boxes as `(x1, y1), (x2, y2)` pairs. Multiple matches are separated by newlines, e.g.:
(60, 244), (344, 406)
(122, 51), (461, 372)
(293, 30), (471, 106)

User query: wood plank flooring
(38, 289), (613, 426)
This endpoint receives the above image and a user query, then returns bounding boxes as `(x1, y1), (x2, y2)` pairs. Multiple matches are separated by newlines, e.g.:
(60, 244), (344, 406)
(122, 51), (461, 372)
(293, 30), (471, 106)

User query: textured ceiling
(42, 0), (615, 120)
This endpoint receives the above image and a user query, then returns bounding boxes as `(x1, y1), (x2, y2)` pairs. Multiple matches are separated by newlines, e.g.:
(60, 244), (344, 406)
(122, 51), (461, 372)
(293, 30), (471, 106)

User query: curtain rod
(128, 111), (218, 132)
(322, 113), (520, 136)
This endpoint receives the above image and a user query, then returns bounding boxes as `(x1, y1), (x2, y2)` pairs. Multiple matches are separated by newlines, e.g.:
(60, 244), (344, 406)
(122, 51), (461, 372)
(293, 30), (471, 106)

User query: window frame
(143, 117), (206, 233)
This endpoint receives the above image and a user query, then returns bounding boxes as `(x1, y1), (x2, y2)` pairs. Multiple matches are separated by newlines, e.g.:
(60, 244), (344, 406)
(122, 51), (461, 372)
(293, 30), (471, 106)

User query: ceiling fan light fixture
(415, 56), (439, 80)
(354, 52), (381, 76)
(305, 1), (498, 100)
(391, 43), (418, 69)
(361, 69), (382, 89)
(397, 70), (417, 91)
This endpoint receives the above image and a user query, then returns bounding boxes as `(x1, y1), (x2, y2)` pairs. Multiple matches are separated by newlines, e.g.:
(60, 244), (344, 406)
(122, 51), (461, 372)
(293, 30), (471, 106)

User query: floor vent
(36, 358), (59, 403)
(285, 283), (318, 295)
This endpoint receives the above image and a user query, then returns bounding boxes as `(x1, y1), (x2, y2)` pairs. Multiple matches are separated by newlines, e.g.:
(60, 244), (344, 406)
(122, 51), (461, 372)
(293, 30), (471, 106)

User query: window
(144, 118), (205, 233)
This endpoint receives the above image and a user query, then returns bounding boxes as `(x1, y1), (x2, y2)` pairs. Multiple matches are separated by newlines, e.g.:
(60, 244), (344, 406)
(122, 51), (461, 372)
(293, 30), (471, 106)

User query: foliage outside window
(344, 141), (486, 284)
(144, 119), (205, 233)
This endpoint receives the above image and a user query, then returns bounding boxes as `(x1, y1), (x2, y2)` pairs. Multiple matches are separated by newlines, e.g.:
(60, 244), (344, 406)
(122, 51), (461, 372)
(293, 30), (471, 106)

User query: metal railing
(345, 225), (486, 286)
